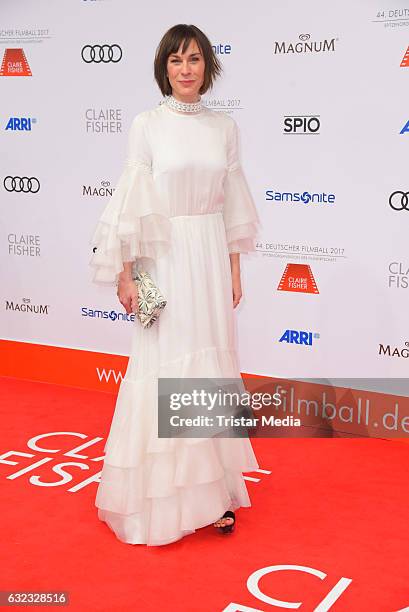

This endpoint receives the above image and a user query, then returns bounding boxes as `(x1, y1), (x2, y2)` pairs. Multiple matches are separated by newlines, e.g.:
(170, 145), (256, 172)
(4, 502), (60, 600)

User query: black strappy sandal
(214, 510), (236, 534)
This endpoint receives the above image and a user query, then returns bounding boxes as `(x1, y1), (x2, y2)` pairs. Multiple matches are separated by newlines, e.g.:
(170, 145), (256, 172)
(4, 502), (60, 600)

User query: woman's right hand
(117, 278), (139, 315)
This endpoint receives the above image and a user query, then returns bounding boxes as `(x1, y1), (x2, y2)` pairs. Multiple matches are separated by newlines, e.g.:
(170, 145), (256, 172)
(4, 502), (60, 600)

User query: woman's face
(166, 38), (205, 102)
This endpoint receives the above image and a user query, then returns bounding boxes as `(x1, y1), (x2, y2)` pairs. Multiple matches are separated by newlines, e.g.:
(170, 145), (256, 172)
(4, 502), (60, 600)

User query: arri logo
(0, 48), (32, 76)
(5, 117), (36, 131)
(266, 190), (335, 204)
(277, 264), (319, 294)
(400, 45), (409, 67)
(279, 330), (320, 345)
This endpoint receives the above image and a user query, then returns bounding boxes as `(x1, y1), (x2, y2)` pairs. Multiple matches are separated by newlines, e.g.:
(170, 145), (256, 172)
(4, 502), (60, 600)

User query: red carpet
(1, 376), (409, 611)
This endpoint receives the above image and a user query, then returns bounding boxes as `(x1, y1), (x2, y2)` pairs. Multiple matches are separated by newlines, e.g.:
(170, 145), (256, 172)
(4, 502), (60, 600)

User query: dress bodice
(89, 101), (260, 285)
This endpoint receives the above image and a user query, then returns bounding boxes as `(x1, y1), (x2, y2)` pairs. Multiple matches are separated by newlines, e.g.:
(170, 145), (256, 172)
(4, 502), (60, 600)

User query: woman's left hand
(232, 273), (242, 308)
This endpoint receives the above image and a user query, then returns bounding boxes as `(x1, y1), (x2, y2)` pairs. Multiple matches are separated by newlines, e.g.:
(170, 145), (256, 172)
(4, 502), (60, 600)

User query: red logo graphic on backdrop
(277, 263), (319, 294)
(400, 46), (409, 67)
(0, 48), (32, 76)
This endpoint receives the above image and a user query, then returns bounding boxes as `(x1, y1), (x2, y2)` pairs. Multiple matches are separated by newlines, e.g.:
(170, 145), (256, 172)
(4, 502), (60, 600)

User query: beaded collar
(163, 94), (203, 114)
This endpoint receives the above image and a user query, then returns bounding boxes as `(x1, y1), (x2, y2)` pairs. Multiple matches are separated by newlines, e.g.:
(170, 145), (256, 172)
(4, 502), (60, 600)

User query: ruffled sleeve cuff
(222, 117), (261, 254)
(89, 114), (171, 286)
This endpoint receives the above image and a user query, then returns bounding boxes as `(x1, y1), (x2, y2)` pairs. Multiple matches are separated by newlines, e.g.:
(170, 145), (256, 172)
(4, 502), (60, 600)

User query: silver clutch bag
(132, 269), (167, 328)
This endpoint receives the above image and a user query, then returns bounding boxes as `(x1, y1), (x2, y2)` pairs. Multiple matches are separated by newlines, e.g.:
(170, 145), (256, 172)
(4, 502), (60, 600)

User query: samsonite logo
(279, 330), (320, 346)
(266, 189), (335, 204)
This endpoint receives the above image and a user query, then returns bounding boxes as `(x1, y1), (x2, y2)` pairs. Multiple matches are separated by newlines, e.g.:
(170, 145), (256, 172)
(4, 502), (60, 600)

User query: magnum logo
(277, 263), (319, 294)
(0, 48), (32, 76)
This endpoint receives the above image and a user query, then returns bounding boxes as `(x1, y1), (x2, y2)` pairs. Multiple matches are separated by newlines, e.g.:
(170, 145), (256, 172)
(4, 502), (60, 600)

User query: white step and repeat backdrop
(2, 0), (409, 381)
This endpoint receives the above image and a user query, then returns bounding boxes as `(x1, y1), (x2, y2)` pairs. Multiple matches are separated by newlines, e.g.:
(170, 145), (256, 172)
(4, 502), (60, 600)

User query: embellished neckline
(161, 94), (204, 116)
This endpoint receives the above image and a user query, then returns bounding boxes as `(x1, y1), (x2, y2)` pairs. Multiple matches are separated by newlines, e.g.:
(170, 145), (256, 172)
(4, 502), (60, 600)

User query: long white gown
(89, 98), (261, 546)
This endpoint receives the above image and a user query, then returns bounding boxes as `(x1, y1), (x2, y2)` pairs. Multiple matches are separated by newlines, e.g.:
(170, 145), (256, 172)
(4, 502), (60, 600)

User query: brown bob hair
(154, 24), (223, 96)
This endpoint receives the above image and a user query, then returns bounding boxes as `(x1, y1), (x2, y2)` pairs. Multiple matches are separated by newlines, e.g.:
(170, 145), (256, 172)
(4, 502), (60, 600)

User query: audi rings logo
(4, 176), (40, 193)
(389, 191), (409, 211)
(81, 44), (123, 64)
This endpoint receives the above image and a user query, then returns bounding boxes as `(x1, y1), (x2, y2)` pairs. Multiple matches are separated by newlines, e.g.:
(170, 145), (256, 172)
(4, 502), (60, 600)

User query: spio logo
(5, 117), (36, 131)
(283, 115), (320, 134)
(4, 176), (40, 193)
(81, 44), (122, 63)
(279, 330), (320, 345)
(389, 191), (409, 211)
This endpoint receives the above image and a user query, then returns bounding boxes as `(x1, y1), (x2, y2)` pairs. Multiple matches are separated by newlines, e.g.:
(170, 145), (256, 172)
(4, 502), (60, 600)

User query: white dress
(89, 99), (261, 546)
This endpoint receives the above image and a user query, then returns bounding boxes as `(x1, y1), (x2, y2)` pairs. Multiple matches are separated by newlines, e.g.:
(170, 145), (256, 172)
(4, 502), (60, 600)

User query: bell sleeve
(89, 112), (171, 286)
(222, 116), (261, 254)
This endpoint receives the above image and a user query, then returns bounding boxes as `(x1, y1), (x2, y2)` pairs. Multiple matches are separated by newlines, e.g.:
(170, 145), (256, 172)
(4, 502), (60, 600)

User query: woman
(89, 24), (261, 546)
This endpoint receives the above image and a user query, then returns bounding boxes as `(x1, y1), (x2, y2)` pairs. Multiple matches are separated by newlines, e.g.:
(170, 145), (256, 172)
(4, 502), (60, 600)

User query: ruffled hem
(95, 348), (259, 546)
(96, 471), (251, 545)
(96, 439), (256, 514)
(222, 166), (261, 254)
(89, 162), (171, 286)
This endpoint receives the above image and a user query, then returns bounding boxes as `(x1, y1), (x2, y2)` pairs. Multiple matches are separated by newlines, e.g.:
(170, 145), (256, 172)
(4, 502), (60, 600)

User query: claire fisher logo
(0, 49), (31, 76)
(273, 33), (338, 55)
(8, 233), (40, 257)
(277, 264), (319, 294)
(388, 262), (409, 288)
(85, 108), (122, 133)
(401, 45), (409, 66)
